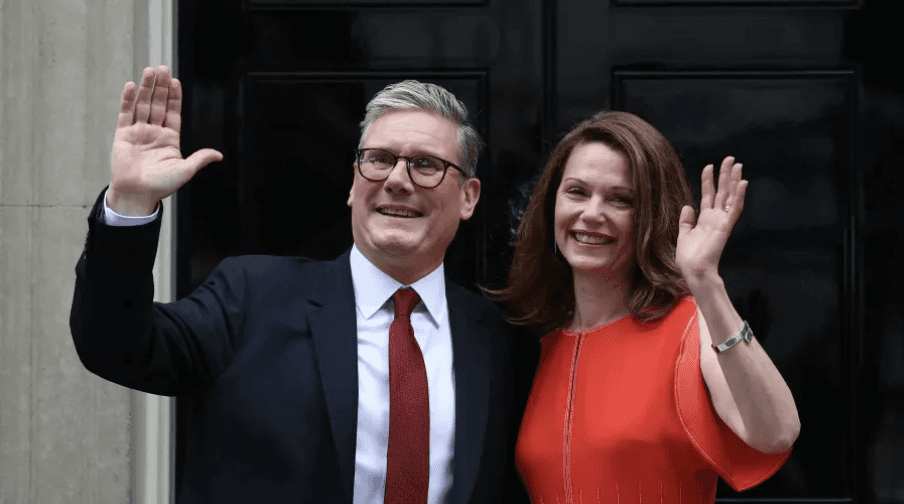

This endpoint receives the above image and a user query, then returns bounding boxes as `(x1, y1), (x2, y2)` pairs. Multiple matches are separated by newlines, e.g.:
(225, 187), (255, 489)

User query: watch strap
(713, 320), (754, 353)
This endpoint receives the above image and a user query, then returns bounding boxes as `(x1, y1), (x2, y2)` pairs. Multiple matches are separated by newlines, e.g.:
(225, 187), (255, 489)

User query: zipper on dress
(563, 332), (585, 504)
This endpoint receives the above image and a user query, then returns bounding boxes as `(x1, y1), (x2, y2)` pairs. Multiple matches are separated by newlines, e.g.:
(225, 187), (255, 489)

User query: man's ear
(347, 168), (356, 208)
(458, 177), (481, 220)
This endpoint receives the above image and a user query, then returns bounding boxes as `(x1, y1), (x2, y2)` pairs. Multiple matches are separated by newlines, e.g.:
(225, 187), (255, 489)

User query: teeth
(379, 208), (419, 218)
(573, 232), (612, 244)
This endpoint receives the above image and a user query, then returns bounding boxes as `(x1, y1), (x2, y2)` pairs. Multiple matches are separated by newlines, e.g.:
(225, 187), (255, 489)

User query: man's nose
(383, 158), (414, 188)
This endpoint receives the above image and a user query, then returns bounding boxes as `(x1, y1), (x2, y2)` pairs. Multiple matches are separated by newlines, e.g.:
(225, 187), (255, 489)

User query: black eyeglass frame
(354, 148), (467, 189)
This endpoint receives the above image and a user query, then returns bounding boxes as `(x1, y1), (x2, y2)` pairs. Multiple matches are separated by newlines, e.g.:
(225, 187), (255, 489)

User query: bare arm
(694, 279), (800, 453)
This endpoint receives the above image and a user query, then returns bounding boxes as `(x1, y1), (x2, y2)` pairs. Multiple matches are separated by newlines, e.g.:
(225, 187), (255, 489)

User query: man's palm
(113, 123), (185, 197)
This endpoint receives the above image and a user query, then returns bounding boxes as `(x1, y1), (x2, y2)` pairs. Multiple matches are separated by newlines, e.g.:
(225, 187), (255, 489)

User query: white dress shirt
(349, 245), (456, 504)
(103, 191), (457, 504)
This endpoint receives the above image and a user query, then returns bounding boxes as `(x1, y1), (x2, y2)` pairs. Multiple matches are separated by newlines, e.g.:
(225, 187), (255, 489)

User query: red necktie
(384, 288), (429, 504)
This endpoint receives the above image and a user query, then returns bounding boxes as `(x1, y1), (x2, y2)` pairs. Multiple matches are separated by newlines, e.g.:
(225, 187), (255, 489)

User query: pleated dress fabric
(515, 296), (792, 504)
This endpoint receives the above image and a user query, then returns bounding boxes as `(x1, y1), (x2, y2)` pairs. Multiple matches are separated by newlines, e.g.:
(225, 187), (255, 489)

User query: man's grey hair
(358, 80), (484, 178)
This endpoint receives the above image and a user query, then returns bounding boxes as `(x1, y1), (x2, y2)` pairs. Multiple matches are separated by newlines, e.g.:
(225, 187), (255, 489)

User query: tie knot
(392, 288), (421, 318)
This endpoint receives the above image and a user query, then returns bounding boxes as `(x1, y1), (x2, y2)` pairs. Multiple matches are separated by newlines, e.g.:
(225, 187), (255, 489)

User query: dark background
(175, 0), (903, 502)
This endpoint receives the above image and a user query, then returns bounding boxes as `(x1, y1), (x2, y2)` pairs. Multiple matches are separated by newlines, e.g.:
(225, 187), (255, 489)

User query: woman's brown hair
(487, 111), (694, 336)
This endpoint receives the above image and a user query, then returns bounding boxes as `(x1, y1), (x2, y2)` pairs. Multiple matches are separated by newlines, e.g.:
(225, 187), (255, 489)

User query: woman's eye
(566, 188), (585, 195)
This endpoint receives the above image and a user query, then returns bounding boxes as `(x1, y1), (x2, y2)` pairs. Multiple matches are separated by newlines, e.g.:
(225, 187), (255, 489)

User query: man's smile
(376, 204), (424, 218)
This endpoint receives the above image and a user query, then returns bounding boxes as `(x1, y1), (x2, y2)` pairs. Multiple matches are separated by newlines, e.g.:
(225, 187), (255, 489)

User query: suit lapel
(308, 249), (358, 503)
(445, 283), (491, 504)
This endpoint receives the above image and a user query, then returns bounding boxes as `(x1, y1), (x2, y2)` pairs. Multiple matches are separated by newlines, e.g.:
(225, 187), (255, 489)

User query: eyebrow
(363, 146), (447, 159)
(562, 177), (634, 193)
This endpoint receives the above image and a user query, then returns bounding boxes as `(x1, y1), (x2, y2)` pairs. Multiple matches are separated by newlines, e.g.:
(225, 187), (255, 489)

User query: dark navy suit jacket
(70, 188), (537, 504)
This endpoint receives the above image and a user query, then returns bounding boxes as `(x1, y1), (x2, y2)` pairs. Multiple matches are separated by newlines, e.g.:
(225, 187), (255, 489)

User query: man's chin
(373, 238), (421, 258)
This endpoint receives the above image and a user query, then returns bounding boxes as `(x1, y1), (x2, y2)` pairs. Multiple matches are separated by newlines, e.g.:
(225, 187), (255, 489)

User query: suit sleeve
(70, 188), (246, 396)
(504, 325), (541, 504)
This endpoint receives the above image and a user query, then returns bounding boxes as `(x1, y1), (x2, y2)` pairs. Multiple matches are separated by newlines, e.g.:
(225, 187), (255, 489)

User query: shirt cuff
(103, 189), (160, 226)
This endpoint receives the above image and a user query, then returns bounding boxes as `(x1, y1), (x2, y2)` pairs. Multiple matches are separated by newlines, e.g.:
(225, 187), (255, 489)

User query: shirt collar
(349, 244), (447, 326)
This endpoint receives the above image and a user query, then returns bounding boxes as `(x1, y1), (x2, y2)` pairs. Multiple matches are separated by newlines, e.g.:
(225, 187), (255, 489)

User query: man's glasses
(355, 148), (465, 189)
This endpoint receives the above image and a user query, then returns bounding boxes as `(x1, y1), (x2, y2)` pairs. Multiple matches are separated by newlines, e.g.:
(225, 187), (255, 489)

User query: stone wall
(1, 1), (150, 502)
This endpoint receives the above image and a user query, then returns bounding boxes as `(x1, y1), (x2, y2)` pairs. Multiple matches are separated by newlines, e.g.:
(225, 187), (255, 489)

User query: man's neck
(354, 244), (442, 285)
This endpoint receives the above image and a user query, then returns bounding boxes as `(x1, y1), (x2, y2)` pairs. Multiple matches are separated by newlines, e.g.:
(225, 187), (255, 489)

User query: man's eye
(369, 154), (393, 165)
(412, 157), (440, 172)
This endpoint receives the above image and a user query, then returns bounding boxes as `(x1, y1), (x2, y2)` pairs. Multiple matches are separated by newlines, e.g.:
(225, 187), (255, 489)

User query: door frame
(130, 0), (176, 502)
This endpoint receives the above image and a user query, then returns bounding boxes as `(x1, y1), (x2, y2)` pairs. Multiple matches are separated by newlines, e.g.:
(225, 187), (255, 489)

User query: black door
(176, 0), (904, 502)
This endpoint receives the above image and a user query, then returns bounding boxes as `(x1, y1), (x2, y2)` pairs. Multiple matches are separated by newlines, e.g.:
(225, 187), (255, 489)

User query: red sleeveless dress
(515, 296), (792, 504)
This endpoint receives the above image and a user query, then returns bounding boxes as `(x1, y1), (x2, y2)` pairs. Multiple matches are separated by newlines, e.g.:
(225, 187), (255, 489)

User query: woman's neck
(568, 269), (633, 333)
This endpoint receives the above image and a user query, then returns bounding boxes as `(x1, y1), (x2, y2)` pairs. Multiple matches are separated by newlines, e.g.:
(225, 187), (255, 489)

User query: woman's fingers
(719, 161), (747, 229)
(737, 179), (748, 213)
(163, 78), (183, 134)
(678, 204), (696, 235)
(723, 178), (748, 229)
(148, 66), (171, 126)
(133, 67), (156, 123)
(700, 164), (715, 210)
(714, 156), (734, 209)
(729, 163), (743, 208)
(117, 81), (137, 129)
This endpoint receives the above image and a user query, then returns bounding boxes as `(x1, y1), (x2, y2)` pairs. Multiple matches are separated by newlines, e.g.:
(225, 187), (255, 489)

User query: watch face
(742, 322), (753, 342)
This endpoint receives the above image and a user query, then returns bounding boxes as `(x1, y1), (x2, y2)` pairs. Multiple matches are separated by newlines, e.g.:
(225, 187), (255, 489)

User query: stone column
(0, 0), (163, 502)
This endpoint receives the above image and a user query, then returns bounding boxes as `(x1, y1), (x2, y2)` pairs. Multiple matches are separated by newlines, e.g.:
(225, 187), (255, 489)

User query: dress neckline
(560, 313), (633, 336)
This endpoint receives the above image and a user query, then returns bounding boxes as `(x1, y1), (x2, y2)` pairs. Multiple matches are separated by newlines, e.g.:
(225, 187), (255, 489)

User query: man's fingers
(163, 78), (183, 133)
(134, 67), (156, 123)
(117, 82), (138, 129)
(148, 66), (171, 126)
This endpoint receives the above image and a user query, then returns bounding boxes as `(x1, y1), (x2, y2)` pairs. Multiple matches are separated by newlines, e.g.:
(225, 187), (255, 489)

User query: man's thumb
(185, 148), (224, 174)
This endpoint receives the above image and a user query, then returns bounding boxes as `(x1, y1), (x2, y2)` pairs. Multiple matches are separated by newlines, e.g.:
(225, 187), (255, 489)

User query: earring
(553, 236), (558, 256)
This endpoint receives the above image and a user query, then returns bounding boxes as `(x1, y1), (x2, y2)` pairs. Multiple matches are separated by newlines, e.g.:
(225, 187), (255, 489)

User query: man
(71, 65), (536, 503)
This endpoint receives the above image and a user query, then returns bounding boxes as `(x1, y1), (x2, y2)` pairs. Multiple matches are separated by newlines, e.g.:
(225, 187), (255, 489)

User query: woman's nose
(580, 197), (608, 222)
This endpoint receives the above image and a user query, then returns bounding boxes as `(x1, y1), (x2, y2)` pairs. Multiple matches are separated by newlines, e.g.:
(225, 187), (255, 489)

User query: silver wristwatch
(712, 320), (754, 353)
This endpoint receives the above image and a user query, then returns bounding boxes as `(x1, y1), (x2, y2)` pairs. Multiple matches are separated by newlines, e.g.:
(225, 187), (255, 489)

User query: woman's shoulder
(629, 295), (697, 335)
(657, 294), (698, 327)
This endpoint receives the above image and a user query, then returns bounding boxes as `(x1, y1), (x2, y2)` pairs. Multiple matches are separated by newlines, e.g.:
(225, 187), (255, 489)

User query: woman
(494, 111), (800, 503)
